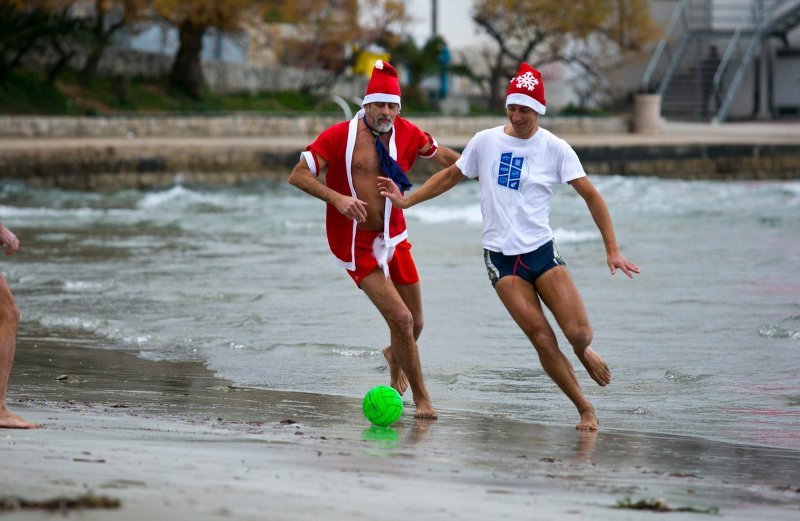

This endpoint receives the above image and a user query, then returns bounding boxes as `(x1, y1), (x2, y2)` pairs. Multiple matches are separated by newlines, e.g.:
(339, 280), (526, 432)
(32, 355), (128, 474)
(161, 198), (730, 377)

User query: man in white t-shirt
(378, 62), (639, 431)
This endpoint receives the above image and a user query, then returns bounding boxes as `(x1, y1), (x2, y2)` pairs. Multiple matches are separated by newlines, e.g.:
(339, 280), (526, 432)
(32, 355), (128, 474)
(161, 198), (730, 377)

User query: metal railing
(712, 0), (799, 122)
(712, 2), (763, 122)
(643, 0), (800, 122)
(642, 0), (690, 94)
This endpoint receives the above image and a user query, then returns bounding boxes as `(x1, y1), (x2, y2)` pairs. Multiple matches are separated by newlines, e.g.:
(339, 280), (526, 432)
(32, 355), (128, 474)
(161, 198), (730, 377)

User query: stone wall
(0, 114), (628, 139)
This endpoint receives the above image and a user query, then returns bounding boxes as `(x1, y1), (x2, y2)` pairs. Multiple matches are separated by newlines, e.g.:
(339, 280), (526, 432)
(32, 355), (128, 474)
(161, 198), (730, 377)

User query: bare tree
(78, 1), (151, 85)
(467, 0), (655, 111)
(154, 0), (278, 99)
(277, 0), (408, 94)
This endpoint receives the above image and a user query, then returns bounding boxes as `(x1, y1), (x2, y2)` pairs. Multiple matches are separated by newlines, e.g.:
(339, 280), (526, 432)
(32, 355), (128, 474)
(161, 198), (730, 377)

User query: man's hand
(333, 194), (368, 223)
(0, 224), (19, 256)
(377, 177), (408, 209)
(607, 251), (640, 278)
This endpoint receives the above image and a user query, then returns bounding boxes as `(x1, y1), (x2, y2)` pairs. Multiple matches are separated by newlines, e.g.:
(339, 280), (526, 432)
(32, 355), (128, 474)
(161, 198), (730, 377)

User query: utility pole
(432, 0), (438, 37)
(756, 0), (773, 120)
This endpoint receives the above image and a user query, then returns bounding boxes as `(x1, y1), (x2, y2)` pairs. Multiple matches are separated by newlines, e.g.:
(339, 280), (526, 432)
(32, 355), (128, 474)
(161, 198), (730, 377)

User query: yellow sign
(353, 49), (391, 78)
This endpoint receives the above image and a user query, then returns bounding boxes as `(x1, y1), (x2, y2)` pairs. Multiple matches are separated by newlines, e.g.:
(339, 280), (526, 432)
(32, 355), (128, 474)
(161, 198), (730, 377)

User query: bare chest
(351, 126), (390, 176)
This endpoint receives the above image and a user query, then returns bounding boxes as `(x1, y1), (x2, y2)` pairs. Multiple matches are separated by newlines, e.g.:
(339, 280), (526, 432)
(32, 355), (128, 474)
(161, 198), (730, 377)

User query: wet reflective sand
(4, 332), (798, 520)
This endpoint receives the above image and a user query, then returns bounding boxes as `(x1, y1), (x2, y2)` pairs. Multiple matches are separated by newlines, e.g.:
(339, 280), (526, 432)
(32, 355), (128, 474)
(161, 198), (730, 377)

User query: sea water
(1, 175), (798, 450)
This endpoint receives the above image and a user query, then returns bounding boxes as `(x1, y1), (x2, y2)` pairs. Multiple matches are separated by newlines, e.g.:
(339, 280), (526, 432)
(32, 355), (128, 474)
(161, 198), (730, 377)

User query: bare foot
(383, 346), (409, 395)
(413, 398), (438, 420)
(575, 346), (611, 386)
(0, 407), (39, 429)
(576, 407), (599, 431)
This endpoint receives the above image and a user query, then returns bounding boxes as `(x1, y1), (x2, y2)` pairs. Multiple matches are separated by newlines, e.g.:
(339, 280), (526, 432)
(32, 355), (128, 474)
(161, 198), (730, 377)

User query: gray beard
(373, 120), (393, 133)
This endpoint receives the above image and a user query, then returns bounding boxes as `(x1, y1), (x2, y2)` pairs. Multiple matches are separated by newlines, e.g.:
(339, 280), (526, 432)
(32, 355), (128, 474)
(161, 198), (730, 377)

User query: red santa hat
(506, 62), (546, 115)
(363, 60), (401, 109)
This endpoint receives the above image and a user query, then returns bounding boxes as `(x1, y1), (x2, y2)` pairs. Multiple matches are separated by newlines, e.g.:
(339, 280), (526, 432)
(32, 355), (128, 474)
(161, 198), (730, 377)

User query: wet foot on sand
(576, 407), (599, 431)
(413, 400), (438, 420)
(576, 346), (611, 387)
(0, 408), (39, 429)
(383, 346), (409, 395)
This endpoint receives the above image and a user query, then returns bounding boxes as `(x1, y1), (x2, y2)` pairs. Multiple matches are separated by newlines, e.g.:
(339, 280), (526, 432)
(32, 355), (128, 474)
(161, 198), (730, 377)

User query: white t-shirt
(455, 126), (586, 255)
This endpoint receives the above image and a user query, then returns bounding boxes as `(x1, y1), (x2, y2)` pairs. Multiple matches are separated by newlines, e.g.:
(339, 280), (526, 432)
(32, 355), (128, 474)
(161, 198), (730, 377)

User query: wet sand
(3, 331), (799, 520)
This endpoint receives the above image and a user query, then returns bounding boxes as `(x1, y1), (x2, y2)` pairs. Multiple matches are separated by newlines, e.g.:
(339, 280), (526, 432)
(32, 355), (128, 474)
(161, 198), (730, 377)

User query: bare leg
(383, 281), (424, 396)
(494, 275), (598, 431)
(0, 276), (37, 429)
(535, 267), (611, 387)
(360, 270), (436, 419)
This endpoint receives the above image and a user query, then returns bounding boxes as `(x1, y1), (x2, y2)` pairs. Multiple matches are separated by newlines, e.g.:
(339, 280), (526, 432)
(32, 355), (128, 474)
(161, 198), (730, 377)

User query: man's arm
(0, 223), (19, 256)
(418, 131), (460, 168)
(430, 144), (461, 168)
(378, 163), (465, 209)
(569, 176), (640, 278)
(287, 156), (368, 223)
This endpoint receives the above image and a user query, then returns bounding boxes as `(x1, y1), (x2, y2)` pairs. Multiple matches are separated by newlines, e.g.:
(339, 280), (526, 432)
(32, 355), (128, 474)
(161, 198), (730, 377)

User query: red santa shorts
(347, 230), (419, 287)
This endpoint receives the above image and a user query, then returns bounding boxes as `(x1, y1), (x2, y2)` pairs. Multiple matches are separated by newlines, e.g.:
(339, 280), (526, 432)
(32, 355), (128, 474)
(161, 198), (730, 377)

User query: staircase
(642, 0), (800, 122)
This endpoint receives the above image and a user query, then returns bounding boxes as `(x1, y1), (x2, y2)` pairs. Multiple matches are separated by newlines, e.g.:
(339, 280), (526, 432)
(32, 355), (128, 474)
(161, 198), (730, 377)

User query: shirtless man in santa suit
(288, 60), (459, 419)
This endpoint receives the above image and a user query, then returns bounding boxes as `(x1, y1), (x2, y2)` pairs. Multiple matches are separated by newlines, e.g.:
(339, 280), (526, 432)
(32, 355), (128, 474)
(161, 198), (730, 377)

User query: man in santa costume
(288, 60), (459, 419)
(378, 62), (640, 431)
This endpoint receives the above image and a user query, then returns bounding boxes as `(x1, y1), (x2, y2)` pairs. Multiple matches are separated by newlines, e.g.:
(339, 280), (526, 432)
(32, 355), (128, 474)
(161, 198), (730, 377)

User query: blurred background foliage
(0, 0), (652, 115)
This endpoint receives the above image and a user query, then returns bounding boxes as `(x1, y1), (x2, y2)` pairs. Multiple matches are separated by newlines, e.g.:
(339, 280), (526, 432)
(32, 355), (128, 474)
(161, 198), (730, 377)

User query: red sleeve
(307, 126), (335, 164)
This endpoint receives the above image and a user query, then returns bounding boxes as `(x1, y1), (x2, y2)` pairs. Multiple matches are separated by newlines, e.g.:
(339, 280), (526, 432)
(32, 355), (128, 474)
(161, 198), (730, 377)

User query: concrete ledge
(576, 143), (800, 180)
(0, 114), (628, 139)
(1, 118), (798, 189)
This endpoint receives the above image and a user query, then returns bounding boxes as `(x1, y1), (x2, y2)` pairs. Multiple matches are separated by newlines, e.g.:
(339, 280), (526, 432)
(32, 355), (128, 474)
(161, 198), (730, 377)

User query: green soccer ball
(362, 385), (403, 426)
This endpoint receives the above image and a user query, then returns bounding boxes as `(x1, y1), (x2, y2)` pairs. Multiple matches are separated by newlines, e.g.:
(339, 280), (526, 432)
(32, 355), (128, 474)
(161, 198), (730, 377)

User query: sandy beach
(3, 330), (799, 521)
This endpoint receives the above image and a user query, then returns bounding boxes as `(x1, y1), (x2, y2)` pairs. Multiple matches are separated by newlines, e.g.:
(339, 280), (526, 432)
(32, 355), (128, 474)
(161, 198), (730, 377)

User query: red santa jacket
(301, 111), (437, 270)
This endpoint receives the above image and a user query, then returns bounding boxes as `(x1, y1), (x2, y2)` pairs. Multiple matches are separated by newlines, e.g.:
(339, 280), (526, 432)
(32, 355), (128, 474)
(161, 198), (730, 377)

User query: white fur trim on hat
(362, 93), (402, 108)
(506, 93), (546, 115)
(363, 59), (402, 110)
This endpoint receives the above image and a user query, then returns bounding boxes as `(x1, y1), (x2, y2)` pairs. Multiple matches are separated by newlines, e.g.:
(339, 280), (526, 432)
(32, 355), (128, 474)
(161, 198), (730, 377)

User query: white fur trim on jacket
(300, 151), (318, 176)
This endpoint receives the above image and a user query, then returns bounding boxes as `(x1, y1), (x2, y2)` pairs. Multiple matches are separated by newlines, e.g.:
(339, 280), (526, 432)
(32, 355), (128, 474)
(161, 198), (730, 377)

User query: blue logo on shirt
(497, 153), (523, 191)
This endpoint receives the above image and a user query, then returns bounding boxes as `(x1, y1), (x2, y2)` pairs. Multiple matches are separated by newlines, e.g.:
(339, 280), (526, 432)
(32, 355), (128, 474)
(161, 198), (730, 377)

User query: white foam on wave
(553, 227), (599, 244)
(137, 185), (195, 208)
(0, 204), (126, 219)
(63, 280), (110, 293)
(758, 324), (800, 340)
(405, 204), (482, 225)
(331, 348), (380, 357)
(37, 316), (104, 332)
(34, 315), (158, 349)
(137, 184), (233, 210)
(122, 334), (152, 345)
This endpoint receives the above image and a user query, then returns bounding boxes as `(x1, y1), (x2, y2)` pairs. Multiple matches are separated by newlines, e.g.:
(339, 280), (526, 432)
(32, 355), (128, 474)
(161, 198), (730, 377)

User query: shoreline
(4, 329), (800, 520)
